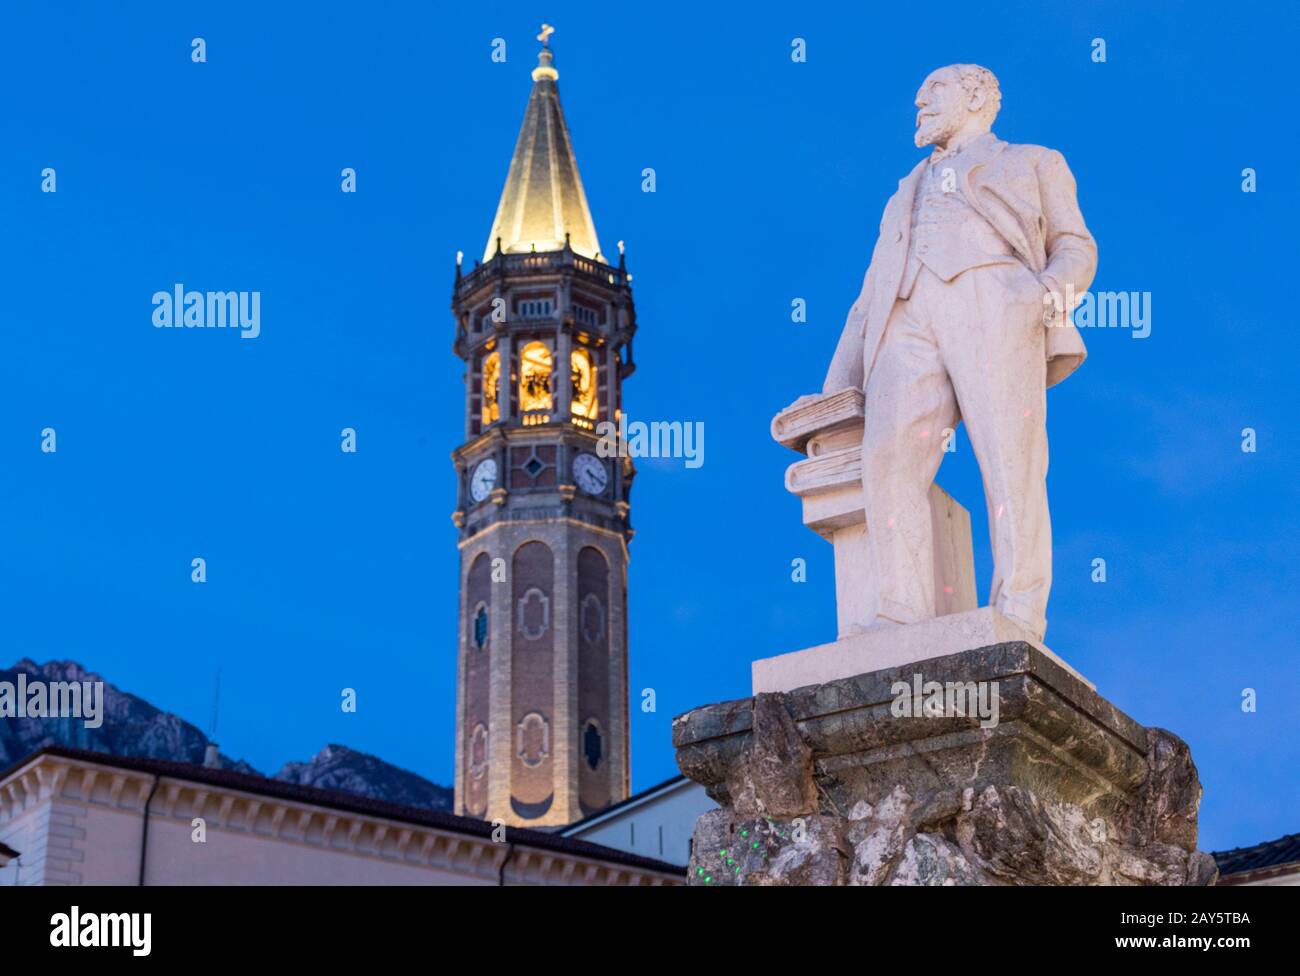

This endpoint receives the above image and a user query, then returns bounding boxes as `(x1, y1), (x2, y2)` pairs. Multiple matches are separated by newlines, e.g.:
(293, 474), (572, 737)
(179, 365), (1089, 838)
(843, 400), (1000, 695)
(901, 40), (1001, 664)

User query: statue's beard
(915, 112), (961, 149)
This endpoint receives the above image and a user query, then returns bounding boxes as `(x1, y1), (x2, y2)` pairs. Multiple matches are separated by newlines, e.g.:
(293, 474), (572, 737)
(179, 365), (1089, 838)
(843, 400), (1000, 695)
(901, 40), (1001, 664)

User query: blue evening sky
(0, 1), (1295, 851)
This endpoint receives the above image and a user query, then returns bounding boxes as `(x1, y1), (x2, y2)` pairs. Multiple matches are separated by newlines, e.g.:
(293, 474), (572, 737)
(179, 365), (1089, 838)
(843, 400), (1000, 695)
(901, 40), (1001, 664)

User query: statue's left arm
(1037, 149), (1097, 309)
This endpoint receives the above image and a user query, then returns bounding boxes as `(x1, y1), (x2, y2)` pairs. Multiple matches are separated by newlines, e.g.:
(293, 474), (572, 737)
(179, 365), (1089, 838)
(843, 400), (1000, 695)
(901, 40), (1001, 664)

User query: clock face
(470, 458), (498, 503)
(573, 452), (608, 495)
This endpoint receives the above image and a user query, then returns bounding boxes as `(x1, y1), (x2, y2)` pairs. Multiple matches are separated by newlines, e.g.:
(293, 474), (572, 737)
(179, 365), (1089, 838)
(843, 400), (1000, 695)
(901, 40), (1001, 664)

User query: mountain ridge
(0, 659), (452, 812)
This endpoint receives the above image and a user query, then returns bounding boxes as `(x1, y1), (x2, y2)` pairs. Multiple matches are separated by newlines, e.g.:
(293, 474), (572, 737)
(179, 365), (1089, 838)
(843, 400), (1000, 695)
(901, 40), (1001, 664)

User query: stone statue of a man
(823, 64), (1096, 640)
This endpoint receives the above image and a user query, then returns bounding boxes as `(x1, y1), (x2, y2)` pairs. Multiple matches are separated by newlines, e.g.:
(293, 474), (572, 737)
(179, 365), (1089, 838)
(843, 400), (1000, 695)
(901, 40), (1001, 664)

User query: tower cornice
(454, 250), (630, 309)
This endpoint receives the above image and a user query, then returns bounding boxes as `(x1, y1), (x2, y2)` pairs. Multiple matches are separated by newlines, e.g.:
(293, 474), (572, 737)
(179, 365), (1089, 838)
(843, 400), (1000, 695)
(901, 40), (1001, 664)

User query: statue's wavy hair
(953, 64), (1001, 124)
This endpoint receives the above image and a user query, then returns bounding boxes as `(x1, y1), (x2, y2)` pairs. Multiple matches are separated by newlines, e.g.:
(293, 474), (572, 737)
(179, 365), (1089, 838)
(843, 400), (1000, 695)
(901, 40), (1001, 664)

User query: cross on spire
(537, 23), (554, 46)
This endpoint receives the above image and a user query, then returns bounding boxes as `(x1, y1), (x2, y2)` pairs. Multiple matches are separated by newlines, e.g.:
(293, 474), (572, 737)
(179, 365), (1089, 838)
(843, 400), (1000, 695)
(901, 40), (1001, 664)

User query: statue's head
(913, 64), (1001, 149)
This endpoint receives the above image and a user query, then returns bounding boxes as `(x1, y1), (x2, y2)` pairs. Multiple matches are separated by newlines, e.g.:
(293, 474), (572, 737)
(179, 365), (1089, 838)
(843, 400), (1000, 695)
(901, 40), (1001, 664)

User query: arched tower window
(519, 341), (553, 415)
(576, 545), (613, 814)
(481, 351), (500, 426)
(463, 552), (494, 819)
(583, 719), (604, 771)
(570, 346), (598, 423)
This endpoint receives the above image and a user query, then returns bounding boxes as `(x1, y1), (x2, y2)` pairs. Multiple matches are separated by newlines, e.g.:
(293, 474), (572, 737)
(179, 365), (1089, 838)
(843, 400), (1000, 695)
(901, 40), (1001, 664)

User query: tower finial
(532, 23), (559, 81)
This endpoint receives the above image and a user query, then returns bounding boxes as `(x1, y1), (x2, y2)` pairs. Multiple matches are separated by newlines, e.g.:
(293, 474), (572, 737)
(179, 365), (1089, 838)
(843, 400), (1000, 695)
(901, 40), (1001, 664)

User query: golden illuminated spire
(483, 25), (603, 262)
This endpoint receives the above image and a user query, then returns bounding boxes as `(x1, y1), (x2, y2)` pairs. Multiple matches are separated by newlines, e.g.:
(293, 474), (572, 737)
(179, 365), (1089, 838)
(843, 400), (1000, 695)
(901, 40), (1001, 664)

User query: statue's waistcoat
(899, 159), (1018, 297)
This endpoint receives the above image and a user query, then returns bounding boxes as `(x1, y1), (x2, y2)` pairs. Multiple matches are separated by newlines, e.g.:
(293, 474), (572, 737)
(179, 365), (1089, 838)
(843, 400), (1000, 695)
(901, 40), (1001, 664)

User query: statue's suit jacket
(828, 136), (1097, 391)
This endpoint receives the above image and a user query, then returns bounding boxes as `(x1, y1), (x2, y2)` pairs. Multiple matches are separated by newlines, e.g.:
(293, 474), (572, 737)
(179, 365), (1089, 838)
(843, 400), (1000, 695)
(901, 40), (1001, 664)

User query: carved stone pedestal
(673, 641), (1218, 886)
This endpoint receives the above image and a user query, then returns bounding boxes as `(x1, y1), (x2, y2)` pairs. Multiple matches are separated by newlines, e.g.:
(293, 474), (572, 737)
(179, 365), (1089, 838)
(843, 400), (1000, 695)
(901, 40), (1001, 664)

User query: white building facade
(561, 775), (714, 866)
(0, 747), (684, 886)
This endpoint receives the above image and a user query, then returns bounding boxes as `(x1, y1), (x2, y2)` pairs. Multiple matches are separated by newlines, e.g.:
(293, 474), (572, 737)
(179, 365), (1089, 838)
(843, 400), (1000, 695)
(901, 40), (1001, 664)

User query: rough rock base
(673, 641), (1217, 886)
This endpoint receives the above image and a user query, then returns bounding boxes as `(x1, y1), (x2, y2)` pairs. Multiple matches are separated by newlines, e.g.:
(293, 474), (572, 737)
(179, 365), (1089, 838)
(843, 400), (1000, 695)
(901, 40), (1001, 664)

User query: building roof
(482, 36), (603, 263)
(560, 774), (691, 835)
(2, 746), (685, 877)
(0, 840), (19, 859)
(1213, 831), (1300, 879)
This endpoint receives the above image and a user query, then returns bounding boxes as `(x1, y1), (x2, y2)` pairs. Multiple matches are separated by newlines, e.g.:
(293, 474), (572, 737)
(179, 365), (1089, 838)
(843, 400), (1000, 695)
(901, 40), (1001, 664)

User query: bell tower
(450, 26), (637, 827)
